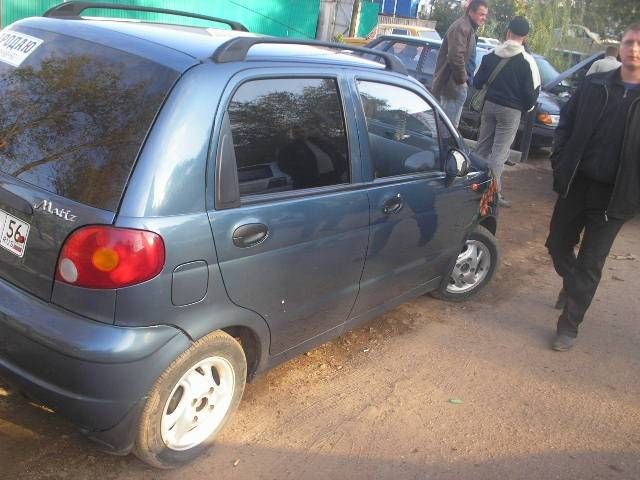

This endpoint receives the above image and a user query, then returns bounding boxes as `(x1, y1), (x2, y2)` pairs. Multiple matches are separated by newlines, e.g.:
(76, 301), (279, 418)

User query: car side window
(436, 112), (462, 154)
(388, 42), (425, 70)
(364, 40), (392, 62)
(227, 78), (349, 197)
(420, 46), (439, 75)
(357, 81), (441, 178)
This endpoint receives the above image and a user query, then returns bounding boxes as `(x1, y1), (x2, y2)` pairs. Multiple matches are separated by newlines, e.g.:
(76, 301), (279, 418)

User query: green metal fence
(357, 1), (380, 38)
(1, 0), (321, 38)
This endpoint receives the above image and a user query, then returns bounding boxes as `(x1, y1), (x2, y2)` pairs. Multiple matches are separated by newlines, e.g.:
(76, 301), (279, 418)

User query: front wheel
(134, 330), (247, 469)
(430, 225), (499, 302)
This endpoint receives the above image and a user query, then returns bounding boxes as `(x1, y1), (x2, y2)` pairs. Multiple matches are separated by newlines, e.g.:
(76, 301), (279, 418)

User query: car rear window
(0, 26), (179, 211)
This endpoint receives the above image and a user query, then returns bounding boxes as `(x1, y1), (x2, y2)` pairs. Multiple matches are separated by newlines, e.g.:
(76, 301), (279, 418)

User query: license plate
(0, 209), (30, 258)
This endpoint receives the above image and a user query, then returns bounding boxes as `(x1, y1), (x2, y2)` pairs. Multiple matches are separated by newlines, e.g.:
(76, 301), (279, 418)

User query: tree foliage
(429, 0), (638, 57)
(429, 0), (464, 37)
(571, 0), (640, 39)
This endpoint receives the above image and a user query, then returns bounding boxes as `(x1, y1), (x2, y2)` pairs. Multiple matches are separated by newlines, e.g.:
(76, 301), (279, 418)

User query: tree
(429, 0), (464, 37)
(572, 0), (640, 39)
(481, 0), (517, 40)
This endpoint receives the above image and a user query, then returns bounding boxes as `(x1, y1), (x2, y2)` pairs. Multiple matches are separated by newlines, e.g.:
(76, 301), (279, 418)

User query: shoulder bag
(470, 57), (511, 113)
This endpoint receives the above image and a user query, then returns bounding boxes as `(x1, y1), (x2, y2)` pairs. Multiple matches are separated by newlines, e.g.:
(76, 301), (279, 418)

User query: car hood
(542, 52), (603, 91)
(537, 90), (561, 115)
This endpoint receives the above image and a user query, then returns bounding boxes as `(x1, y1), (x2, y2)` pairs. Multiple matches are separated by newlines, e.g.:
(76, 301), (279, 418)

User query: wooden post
(348, 0), (362, 37)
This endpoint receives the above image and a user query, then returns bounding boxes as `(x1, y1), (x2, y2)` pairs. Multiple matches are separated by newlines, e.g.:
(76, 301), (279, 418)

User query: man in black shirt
(473, 16), (540, 207)
(546, 24), (640, 351)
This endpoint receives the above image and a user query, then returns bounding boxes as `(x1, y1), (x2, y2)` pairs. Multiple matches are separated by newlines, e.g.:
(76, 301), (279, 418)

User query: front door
(210, 74), (369, 355)
(351, 78), (481, 316)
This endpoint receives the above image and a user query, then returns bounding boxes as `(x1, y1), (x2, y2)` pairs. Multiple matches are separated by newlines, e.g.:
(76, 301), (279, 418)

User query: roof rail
(43, 1), (249, 32)
(211, 37), (408, 75)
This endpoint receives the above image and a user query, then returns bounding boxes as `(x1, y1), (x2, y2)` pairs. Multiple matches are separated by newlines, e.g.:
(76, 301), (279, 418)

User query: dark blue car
(366, 34), (604, 150)
(0, 2), (499, 468)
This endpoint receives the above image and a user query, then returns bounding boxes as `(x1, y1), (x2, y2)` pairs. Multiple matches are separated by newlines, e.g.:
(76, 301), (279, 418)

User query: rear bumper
(0, 277), (191, 453)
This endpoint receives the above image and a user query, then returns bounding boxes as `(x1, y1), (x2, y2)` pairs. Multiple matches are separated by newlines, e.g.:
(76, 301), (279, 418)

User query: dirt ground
(1, 151), (639, 480)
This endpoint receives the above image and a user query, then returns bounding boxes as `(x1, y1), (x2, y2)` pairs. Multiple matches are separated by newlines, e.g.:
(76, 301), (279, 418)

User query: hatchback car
(0, 2), (498, 468)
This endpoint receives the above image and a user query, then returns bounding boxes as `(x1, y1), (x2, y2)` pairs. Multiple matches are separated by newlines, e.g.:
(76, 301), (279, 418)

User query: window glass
(371, 40), (392, 51)
(388, 42), (425, 70)
(0, 26), (178, 211)
(227, 78), (349, 196)
(365, 40), (392, 63)
(421, 46), (439, 75)
(357, 81), (441, 178)
(535, 56), (561, 85)
(436, 112), (461, 154)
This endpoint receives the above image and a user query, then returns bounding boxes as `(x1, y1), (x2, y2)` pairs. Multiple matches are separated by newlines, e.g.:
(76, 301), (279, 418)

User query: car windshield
(535, 56), (561, 86)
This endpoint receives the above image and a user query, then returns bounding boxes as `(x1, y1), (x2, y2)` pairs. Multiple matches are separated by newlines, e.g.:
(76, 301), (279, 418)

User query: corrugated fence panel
(2, 0), (321, 38)
(2, 0), (60, 27)
(358, 1), (380, 38)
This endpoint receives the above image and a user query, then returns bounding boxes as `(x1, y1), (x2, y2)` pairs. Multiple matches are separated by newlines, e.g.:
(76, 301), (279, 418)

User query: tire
(134, 330), (247, 469)
(430, 225), (499, 302)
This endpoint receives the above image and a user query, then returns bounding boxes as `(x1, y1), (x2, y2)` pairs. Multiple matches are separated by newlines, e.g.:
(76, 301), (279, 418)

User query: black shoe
(552, 334), (576, 351)
(505, 159), (516, 166)
(554, 289), (566, 310)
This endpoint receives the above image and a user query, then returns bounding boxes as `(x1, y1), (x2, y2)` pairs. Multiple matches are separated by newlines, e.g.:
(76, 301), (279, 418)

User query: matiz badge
(34, 200), (77, 222)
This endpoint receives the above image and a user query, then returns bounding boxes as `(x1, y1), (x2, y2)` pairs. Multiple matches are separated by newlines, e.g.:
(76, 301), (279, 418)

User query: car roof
(15, 16), (392, 73)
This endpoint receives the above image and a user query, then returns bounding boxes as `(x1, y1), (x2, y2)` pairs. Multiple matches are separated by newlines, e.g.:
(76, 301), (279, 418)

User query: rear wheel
(430, 225), (498, 302)
(134, 330), (246, 469)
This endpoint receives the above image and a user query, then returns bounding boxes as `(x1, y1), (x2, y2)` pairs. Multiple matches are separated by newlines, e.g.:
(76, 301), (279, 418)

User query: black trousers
(546, 173), (626, 337)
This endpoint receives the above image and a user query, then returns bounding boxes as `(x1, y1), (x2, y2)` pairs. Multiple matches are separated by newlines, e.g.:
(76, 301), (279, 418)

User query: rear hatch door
(0, 23), (181, 300)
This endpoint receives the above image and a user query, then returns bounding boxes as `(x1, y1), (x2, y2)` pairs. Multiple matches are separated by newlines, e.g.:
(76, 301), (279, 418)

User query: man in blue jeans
(546, 24), (640, 351)
(432, 0), (488, 128)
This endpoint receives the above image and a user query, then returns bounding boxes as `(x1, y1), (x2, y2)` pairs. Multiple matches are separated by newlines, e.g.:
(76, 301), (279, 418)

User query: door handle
(382, 194), (404, 215)
(232, 223), (269, 248)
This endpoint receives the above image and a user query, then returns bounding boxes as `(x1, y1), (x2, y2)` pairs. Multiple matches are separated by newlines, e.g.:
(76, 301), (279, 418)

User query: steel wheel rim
(160, 356), (235, 451)
(446, 239), (491, 294)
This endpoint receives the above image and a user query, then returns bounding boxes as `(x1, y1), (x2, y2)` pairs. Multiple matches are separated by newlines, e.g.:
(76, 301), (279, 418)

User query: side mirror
(445, 149), (470, 178)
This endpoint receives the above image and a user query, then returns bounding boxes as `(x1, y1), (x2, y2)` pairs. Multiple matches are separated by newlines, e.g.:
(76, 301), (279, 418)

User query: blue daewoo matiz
(0, 2), (498, 468)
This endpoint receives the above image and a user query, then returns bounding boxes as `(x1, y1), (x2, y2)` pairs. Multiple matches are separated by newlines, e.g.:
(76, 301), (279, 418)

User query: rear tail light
(56, 226), (165, 289)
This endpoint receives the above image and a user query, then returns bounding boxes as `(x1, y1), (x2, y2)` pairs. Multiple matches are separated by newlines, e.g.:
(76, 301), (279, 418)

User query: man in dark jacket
(473, 16), (540, 207)
(546, 24), (640, 351)
(432, 0), (488, 128)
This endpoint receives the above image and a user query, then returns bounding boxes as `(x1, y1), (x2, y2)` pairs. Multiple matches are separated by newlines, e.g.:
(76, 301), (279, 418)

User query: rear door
(0, 24), (180, 300)
(209, 70), (369, 355)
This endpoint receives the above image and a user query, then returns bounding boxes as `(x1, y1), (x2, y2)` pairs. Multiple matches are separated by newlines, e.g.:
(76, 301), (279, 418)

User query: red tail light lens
(56, 226), (165, 289)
